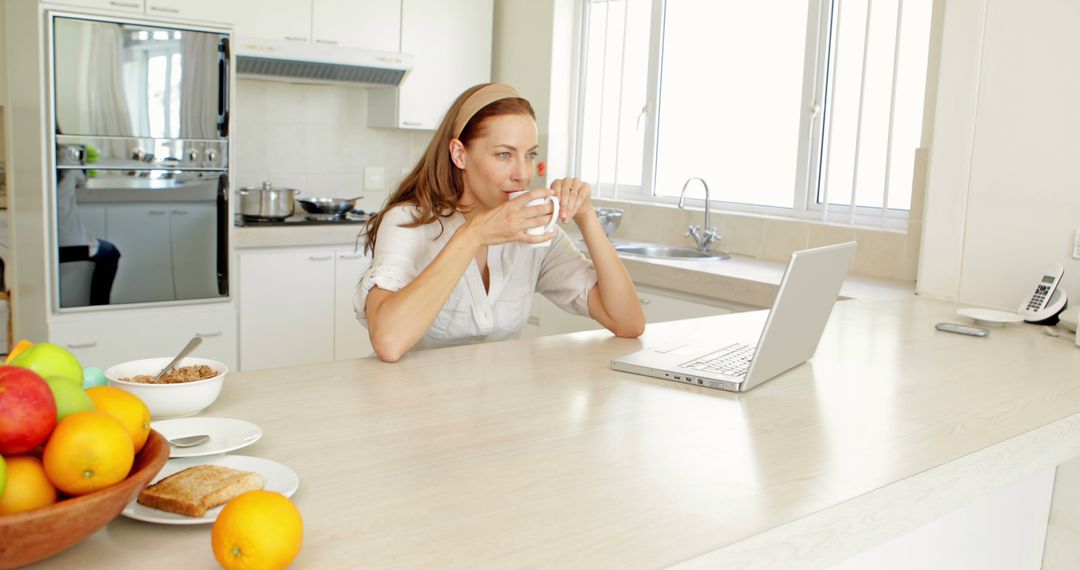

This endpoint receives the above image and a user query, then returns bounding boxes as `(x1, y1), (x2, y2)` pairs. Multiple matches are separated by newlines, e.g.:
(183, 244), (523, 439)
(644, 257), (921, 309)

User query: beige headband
(452, 83), (522, 138)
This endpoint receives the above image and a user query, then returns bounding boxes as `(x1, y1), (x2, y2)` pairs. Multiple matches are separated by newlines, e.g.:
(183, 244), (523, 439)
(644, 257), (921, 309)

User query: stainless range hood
(234, 38), (413, 86)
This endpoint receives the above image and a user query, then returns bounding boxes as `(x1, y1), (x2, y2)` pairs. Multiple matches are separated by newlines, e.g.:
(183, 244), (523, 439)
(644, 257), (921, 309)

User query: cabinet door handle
(148, 210), (168, 215)
(309, 255), (333, 261)
(65, 341), (98, 349)
(338, 253), (364, 259)
(401, 121), (423, 127)
(315, 39), (339, 45)
(639, 298), (651, 305)
(284, 36), (309, 42)
(109, 1), (140, 7)
(172, 209), (189, 215)
(149, 5), (180, 13)
(195, 330), (223, 338)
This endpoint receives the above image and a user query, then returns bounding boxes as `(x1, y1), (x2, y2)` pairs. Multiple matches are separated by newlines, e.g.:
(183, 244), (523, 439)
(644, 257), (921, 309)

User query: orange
(212, 491), (303, 570)
(42, 411), (134, 496)
(86, 386), (151, 453)
(0, 455), (57, 514)
(3, 339), (33, 365)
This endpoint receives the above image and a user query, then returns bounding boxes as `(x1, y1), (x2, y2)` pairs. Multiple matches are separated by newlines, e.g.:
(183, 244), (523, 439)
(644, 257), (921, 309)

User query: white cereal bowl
(104, 357), (228, 419)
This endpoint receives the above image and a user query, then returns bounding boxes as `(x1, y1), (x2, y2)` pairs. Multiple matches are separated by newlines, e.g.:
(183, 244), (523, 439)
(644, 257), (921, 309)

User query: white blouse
(355, 204), (598, 351)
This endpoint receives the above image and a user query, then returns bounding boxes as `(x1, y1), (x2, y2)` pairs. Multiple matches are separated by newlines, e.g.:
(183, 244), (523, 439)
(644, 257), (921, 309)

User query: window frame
(572, 0), (915, 230)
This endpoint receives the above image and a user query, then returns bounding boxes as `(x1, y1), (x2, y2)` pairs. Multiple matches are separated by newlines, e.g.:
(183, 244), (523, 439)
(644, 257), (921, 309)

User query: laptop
(611, 242), (857, 392)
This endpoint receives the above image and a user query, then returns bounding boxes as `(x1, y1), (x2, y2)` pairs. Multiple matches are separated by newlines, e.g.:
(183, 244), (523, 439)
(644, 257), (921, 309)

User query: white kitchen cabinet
(239, 248), (335, 371)
(239, 246), (373, 369)
(333, 248), (373, 360)
(232, 0), (312, 42)
(106, 204), (175, 304)
(636, 284), (742, 324)
(233, 0), (400, 52)
(77, 204), (106, 241)
(530, 284), (752, 337)
(144, 0), (235, 24)
(533, 294), (600, 337)
(49, 304), (237, 370)
(40, 0), (236, 25)
(312, 0), (400, 51)
(102, 202), (218, 304)
(170, 203), (218, 301)
(41, 0), (144, 14)
(368, 0), (493, 129)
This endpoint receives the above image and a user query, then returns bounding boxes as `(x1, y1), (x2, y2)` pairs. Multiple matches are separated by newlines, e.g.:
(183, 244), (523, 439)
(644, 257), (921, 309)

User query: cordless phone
(1018, 263), (1066, 323)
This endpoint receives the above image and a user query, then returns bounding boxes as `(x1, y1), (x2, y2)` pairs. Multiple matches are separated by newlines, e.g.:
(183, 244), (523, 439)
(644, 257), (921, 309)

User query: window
(576, 0), (934, 228)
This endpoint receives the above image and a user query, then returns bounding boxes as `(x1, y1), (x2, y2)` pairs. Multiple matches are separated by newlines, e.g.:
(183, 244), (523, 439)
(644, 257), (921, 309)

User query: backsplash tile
(852, 228), (907, 278)
(722, 214), (765, 258)
(807, 223), (857, 249)
(762, 219), (809, 262)
(595, 198), (916, 281)
(233, 79), (427, 214)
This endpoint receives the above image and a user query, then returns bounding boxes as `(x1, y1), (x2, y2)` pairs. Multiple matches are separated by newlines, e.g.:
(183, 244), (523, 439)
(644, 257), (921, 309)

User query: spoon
(154, 337), (203, 381)
(168, 434), (210, 448)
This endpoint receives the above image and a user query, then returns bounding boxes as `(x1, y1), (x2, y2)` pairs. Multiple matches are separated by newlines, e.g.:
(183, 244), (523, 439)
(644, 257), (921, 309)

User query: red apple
(0, 366), (57, 455)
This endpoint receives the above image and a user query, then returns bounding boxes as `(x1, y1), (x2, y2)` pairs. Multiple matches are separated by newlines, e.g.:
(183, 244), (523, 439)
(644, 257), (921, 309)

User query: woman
(357, 83), (644, 362)
(56, 144), (121, 306)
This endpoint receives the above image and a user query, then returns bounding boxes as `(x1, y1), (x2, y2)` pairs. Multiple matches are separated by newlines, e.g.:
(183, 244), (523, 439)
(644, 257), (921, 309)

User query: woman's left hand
(550, 177), (594, 225)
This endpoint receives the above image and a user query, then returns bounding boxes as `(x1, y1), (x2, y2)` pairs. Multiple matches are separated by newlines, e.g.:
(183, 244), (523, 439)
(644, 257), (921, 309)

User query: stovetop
(234, 213), (369, 227)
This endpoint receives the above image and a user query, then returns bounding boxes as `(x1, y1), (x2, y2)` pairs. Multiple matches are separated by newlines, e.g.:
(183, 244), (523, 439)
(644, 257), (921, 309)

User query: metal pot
(237, 181), (300, 220)
(296, 196), (362, 217)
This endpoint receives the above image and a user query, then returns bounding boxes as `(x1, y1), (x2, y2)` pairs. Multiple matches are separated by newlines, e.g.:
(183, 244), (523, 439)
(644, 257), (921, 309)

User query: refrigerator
(50, 15), (230, 309)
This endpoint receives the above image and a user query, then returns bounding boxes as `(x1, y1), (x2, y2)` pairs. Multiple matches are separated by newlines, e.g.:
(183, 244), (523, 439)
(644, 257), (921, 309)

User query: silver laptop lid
(740, 242), (857, 390)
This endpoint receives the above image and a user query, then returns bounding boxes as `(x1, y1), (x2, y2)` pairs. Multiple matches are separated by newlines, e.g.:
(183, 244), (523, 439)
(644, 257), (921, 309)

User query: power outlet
(364, 167), (385, 191)
(1074, 228), (1080, 259)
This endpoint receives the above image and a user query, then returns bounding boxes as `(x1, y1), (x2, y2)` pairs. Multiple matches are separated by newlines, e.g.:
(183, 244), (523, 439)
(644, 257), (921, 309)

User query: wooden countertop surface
(40, 297), (1080, 568)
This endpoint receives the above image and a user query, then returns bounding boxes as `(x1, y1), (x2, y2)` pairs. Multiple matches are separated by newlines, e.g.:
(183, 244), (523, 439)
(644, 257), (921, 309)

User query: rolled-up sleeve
(535, 228), (597, 317)
(354, 206), (425, 323)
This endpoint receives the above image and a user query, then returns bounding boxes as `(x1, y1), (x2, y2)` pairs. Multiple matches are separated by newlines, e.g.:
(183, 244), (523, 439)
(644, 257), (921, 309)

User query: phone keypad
(1027, 284), (1051, 310)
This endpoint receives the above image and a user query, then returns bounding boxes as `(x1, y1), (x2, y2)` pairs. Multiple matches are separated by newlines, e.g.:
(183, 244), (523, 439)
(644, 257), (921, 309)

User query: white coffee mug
(509, 190), (560, 248)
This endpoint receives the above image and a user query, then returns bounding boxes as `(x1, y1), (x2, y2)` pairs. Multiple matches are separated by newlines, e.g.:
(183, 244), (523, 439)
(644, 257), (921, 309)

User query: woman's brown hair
(362, 83), (536, 253)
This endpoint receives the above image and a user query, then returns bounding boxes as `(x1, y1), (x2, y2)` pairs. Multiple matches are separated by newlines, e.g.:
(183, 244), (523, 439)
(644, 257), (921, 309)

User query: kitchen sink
(613, 243), (730, 261)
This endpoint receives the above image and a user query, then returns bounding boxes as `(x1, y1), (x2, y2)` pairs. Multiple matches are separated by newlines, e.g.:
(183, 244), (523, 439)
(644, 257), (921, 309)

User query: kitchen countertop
(233, 226), (913, 306)
(41, 296), (1080, 567)
(233, 223), (368, 249)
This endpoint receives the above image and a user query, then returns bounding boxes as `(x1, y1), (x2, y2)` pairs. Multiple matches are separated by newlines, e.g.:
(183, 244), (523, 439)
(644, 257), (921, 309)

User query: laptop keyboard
(680, 343), (756, 378)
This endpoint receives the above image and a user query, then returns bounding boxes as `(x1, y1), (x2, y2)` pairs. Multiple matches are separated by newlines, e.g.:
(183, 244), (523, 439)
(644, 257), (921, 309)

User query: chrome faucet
(678, 177), (719, 253)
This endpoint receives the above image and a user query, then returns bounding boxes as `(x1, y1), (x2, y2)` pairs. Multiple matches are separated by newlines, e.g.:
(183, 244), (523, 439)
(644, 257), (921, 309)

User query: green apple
(82, 366), (108, 389)
(45, 376), (95, 421)
(10, 343), (84, 386)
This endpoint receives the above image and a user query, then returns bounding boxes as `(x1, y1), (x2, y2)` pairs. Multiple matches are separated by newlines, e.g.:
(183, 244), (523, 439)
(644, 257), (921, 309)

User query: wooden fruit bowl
(0, 430), (169, 569)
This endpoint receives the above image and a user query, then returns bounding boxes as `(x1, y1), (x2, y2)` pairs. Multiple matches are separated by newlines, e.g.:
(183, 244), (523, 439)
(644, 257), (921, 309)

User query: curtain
(179, 32), (218, 139)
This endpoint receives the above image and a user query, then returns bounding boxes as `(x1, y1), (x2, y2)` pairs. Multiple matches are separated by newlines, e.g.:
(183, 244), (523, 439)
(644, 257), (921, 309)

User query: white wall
(492, 0), (554, 134)
(919, 0), (1080, 310)
(491, 0), (578, 185)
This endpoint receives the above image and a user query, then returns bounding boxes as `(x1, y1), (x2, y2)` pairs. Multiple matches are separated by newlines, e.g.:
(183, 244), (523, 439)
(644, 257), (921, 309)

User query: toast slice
(138, 464), (265, 517)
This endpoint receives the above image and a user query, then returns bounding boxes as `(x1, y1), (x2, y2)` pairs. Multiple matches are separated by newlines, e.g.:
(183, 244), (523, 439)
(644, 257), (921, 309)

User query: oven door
(57, 168), (229, 308)
(52, 16), (229, 140)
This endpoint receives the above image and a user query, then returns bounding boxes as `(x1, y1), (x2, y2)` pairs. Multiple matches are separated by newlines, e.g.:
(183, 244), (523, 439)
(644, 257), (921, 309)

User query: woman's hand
(463, 188), (557, 246)
(550, 177), (595, 225)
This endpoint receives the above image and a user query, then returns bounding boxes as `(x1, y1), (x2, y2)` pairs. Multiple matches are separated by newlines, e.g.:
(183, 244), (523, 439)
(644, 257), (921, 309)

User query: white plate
(121, 455), (299, 525)
(152, 417), (263, 458)
(957, 307), (1025, 326)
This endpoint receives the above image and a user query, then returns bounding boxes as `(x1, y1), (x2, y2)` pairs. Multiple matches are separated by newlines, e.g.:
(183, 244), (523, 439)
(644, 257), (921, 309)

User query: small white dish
(957, 307), (1025, 326)
(121, 455), (299, 525)
(152, 417), (263, 458)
